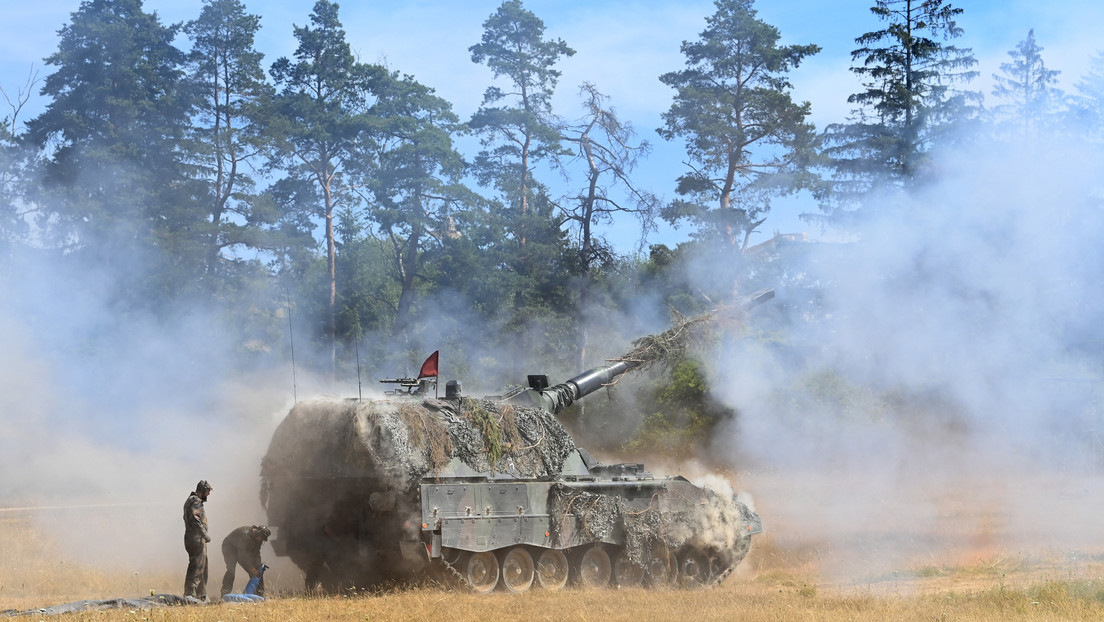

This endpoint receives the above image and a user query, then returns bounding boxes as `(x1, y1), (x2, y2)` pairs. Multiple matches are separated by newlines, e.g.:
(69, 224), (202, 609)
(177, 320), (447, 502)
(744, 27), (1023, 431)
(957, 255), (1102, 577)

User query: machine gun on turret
(379, 377), (435, 396)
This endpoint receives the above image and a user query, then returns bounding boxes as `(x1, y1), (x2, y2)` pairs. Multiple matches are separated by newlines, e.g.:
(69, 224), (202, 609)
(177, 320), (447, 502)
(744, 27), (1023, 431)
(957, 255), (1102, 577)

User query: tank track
(438, 556), (474, 592)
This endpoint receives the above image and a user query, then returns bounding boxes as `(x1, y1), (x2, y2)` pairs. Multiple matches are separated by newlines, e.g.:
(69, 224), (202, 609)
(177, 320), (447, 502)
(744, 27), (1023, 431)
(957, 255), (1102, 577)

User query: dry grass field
(4, 535), (1104, 622)
(6, 470), (1104, 618)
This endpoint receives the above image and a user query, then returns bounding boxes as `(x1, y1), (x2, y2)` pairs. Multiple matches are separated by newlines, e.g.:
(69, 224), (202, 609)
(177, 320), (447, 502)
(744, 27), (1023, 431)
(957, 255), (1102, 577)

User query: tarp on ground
(2, 594), (196, 616)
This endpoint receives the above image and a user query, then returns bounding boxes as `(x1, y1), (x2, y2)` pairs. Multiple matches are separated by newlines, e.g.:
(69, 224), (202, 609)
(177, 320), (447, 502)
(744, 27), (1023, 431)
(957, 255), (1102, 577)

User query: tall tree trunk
(324, 181), (336, 381)
(392, 220), (421, 338)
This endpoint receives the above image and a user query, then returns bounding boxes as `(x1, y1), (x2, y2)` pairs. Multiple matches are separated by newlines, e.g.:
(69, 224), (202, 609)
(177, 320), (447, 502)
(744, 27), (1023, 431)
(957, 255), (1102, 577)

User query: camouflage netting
(262, 394), (578, 496)
(259, 288), (775, 499)
(615, 310), (720, 373)
(547, 482), (751, 567)
(439, 397), (577, 478)
(612, 290), (771, 373)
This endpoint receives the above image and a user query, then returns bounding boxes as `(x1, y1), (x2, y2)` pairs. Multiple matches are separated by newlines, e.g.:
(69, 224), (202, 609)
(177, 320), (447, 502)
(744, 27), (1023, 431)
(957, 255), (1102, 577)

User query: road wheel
(678, 550), (709, 588)
(576, 546), (611, 589)
(499, 547), (535, 593)
(611, 550), (644, 588)
(535, 549), (569, 591)
(645, 545), (677, 588)
(464, 551), (499, 594)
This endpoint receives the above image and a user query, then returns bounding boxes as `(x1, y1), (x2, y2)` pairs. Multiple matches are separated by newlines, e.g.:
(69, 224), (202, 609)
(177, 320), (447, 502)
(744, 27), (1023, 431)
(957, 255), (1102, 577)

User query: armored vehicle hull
(260, 291), (771, 592)
(262, 390), (760, 592)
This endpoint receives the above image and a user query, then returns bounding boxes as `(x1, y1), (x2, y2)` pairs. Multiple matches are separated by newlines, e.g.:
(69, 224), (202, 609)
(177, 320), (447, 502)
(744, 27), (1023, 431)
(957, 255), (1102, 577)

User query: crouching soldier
(221, 525), (271, 597)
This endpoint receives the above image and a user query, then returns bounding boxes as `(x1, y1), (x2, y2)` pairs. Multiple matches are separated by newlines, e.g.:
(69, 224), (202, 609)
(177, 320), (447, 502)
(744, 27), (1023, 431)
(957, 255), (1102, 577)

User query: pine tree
(356, 70), (476, 339)
(267, 0), (380, 376)
(0, 73), (36, 271)
(658, 0), (820, 251)
(184, 0), (274, 289)
(991, 29), (1062, 137)
(560, 82), (660, 372)
(1069, 52), (1104, 143)
(25, 0), (201, 304)
(820, 0), (980, 219)
(467, 0), (579, 364)
(468, 0), (575, 237)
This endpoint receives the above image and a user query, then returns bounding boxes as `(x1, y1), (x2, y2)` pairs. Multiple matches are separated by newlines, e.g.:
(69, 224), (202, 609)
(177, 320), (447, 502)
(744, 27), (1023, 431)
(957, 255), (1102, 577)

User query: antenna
(286, 287), (298, 404)
(355, 337), (363, 400)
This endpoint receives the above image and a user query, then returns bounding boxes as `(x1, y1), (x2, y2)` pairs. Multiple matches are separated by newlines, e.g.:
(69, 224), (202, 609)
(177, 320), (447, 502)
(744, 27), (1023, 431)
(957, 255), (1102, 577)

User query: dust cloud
(3, 85), (1103, 603)
(700, 130), (1104, 586)
(0, 254), (304, 589)
(6, 126), (1102, 594)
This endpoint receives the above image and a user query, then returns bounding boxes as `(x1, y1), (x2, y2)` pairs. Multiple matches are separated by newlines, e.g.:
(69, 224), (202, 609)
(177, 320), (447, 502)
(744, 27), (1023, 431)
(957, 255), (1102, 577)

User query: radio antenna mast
(355, 337), (363, 400)
(286, 287), (298, 404)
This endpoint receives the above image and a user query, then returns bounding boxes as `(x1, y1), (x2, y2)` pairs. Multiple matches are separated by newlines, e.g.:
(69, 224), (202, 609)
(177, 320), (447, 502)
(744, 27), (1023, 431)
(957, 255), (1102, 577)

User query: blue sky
(3, 0), (1103, 247)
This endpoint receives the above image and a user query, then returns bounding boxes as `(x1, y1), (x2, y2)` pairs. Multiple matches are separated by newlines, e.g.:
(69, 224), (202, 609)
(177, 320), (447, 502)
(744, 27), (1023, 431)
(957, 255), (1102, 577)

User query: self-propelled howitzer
(260, 291), (770, 593)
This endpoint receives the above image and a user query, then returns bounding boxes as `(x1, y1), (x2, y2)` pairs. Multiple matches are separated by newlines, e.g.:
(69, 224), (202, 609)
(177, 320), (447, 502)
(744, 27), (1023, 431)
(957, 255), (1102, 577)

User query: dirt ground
(5, 463), (1104, 614)
(736, 464), (1104, 597)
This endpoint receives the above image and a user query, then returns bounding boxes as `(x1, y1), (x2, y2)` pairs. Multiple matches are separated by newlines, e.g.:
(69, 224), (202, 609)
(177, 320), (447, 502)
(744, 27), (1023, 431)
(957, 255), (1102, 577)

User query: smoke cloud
(702, 129), (1104, 584)
(0, 246), (300, 586)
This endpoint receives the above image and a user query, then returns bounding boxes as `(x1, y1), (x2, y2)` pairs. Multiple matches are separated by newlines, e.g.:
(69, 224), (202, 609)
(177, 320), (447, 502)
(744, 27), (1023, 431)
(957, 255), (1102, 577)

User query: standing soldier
(183, 480), (212, 600)
(220, 525), (271, 597)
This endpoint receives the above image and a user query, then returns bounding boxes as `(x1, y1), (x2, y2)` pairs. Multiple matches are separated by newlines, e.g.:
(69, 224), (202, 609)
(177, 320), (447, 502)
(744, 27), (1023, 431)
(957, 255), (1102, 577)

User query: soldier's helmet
(196, 480), (213, 493)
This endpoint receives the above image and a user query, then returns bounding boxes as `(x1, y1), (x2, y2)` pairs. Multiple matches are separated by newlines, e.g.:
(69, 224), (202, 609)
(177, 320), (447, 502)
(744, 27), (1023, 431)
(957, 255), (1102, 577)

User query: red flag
(418, 350), (439, 379)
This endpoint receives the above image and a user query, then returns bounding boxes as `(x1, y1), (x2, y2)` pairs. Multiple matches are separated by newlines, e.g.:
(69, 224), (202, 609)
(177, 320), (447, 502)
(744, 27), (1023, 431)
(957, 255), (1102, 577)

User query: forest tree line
(2, 0), (1102, 453)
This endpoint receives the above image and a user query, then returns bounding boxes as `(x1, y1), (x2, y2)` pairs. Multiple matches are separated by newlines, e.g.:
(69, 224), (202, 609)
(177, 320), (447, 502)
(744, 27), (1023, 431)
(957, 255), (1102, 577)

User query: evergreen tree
(467, 0), (579, 364)
(1069, 52), (1104, 143)
(25, 0), (201, 304)
(991, 29), (1062, 137)
(468, 0), (575, 239)
(184, 0), (275, 290)
(267, 0), (380, 375)
(657, 0), (820, 252)
(356, 70), (477, 340)
(820, 0), (980, 218)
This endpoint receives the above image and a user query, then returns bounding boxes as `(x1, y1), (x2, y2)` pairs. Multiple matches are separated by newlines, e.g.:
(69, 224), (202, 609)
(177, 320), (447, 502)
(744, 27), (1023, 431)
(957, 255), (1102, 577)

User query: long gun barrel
(531, 360), (634, 414)
(515, 288), (775, 415)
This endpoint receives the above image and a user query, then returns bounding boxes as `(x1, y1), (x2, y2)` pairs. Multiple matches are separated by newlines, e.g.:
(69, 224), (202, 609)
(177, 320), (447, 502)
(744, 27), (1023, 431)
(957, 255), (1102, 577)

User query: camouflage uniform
(220, 525), (269, 596)
(182, 483), (211, 599)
